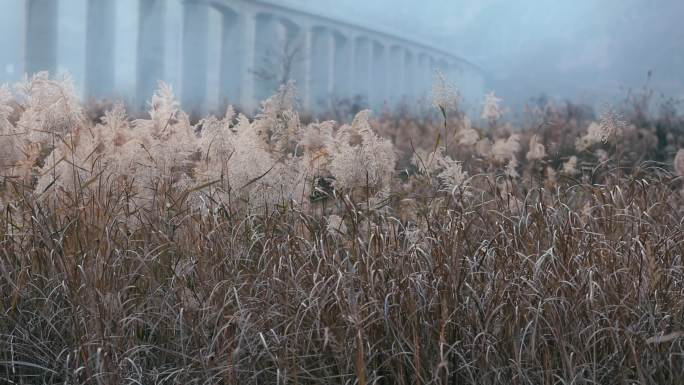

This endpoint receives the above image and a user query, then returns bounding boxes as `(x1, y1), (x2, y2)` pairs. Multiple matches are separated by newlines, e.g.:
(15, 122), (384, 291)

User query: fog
(1, 0), (682, 116)
(284, 0), (684, 112)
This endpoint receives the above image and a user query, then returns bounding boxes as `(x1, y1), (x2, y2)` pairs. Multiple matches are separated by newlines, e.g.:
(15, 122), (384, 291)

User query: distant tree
(252, 37), (304, 92)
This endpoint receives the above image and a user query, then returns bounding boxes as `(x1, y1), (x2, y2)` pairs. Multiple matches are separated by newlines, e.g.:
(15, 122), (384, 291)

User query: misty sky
(278, 0), (684, 110)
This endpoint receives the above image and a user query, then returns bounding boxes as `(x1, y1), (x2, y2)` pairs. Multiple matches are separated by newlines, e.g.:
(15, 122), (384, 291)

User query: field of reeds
(1, 72), (683, 384)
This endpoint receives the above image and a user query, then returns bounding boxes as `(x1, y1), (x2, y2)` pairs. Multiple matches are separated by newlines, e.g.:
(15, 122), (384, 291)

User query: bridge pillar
(333, 32), (352, 102)
(371, 41), (387, 109)
(389, 46), (405, 106)
(254, 14), (283, 103)
(283, 22), (308, 109)
(353, 36), (372, 107)
(404, 50), (415, 104)
(181, 0), (209, 113)
(429, 56), (438, 88)
(438, 58), (450, 76)
(218, 8), (241, 108)
(56, 0), (86, 98)
(239, 10), (257, 112)
(163, 0), (183, 101)
(113, 0), (139, 103)
(310, 26), (334, 112)
(253, 14), (307, 109)
(415, 53), (430, 99)
(438, 58), (454, 101)
(86, 0), (115, 99)
(137, 0), (166, 107)
(26, 0), (58, 75)
(0, 1), (25, 83)
(206, 6), (224, 114)
(447, 61), (461, 98)
(300, 24), (313, 111)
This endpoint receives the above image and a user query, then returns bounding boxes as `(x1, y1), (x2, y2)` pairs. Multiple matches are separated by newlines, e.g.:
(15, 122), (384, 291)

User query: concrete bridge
(0, 0), (486, 114)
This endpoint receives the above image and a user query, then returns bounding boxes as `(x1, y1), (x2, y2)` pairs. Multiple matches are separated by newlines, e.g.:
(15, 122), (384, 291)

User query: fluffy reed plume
(411, 147), (469, 191)
(595, 148), (609, 162)
(575, 121), (606, 150)
(562, 155), (579, 175)
(456, 120), (479, 146)
(491, 133), (520, 162)
(432, 70), (460, 112)
(1, 73), (683, 385)
(526, 134), (546, 160)
(329, 110), (397, 192)
(576, 108), (627, 151)
(504, 157), (519, 178)
(481, 91), (503, 122)
(675, 148), (684, 177)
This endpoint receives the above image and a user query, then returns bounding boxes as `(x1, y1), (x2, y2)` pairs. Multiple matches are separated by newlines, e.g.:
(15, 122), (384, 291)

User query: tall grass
(0, 73), (683, 384)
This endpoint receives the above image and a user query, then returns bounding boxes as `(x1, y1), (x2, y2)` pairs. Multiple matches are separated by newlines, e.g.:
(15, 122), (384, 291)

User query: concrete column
(326, 31), (335, 107)
(164, 0), (184, 97)
(239, 10), (257, 112)
(429, 56), (438, 86)
(333, 32), (352, 101)
(371, 41), (386, 109)
(181, 0), (209, 111)
(404, 50), (415, 102)
(418, 53), (430, 100)
(287, 24), (307, 106)
(0, 0), (26, 83)
(347, 34), (356, 100)
(472, 70), (485, 104)
(56, 0), (86, 97)
(353, 36), (372, 106)
(461, 65), (486, 108)
(254, 14), (284, 103)
(438, 58), (449, 78)
(447, 61), (457, 86)
(86, 0), (114, 99)
(137, 0), (166, 106)
(26, 0), (58, 75)
(310, 26), (334, 112)
(205, 7), (223, 114)
(416, 53), (425, 98)
(300, 25), (313, 110)
(389, 45), (405, 106)
(219, 8), (241, 106)
(114, 0), (139, 103)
